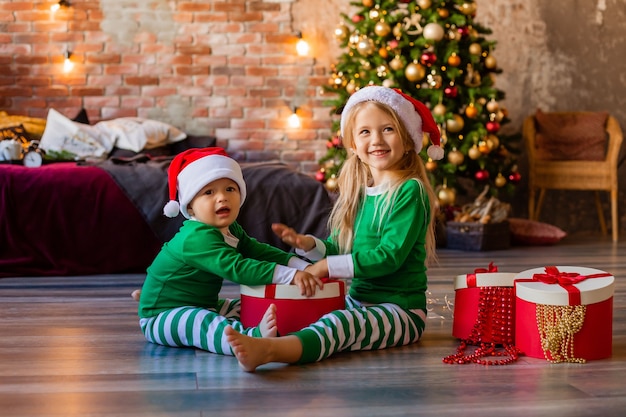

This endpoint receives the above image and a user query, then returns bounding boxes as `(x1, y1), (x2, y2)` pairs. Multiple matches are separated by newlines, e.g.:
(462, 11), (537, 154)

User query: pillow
(534, 109), (608, 161)
(508, 218), (567, 245)
(94, 118), (187, 153)
(39, 108), (114, 159)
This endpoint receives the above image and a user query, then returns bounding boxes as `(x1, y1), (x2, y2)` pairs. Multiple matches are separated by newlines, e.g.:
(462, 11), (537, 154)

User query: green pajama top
(139, 220), (309, 318)
(300, 179), (430, 311)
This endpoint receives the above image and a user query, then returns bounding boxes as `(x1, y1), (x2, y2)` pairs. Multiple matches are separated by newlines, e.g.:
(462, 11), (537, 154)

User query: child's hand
(292, 270), (324, 297)
(305, 259), (329, 279)
(272, 223), (315, 251)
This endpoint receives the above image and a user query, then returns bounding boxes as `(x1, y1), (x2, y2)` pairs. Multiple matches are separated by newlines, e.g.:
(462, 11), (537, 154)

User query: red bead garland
(443, 286), (522, 365)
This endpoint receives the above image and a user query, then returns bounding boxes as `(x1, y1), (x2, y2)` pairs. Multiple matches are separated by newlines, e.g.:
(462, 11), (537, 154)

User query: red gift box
(240, 280), (345, 335)
(452, 264), (517, 343)
(514, 266), (614, 362)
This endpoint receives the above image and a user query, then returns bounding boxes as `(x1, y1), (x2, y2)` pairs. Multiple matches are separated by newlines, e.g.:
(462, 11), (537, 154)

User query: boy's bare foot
(131, 289), (141, 302)
(258, 303), (278, 337)
(225, 325), (271, 372)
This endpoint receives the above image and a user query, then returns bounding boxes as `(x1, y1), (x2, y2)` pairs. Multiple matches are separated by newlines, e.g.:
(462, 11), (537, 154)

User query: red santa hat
(340, 86), (444, 160)
(163, 147), (247, 219)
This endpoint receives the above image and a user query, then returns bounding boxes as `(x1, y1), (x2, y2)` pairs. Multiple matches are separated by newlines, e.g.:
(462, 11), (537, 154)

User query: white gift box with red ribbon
(240, 280), (346, 335)
(514, 266), (614, 361)
(452, 263), (518, 343)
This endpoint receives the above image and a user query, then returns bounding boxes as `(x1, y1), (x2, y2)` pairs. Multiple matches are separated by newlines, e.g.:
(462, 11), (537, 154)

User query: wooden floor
(1, 235), (625, 417)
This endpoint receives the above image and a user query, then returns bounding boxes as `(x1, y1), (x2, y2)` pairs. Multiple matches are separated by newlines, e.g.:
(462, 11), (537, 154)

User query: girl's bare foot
(225, 325), (272, 372)
(258, 303), (278, 337)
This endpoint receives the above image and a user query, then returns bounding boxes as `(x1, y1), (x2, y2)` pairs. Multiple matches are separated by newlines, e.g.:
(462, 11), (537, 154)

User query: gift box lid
(241, 281), (344, 300)
(454, 272), (517, 290)
(514, 266), (614, 306)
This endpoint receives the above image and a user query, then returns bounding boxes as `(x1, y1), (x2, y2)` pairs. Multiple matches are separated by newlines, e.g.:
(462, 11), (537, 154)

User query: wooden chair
(523, 112), (623, 242)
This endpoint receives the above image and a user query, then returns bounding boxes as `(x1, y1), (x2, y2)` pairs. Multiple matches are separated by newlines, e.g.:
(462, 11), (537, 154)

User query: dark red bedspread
(0, 163), (162, 277)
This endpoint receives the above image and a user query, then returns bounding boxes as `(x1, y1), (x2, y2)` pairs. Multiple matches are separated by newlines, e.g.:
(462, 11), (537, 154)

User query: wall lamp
(51, 0), (71, 12)
(287, 107), (301, 129)
(295, 32), (310, 57)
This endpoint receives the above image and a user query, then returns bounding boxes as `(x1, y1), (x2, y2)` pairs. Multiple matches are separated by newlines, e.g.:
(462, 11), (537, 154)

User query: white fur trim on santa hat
(176, 154), (247, 219)
(340, 86), (424, 151)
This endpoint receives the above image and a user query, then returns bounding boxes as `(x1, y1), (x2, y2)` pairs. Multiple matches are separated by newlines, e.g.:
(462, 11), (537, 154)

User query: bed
(0, 141), (333, 278)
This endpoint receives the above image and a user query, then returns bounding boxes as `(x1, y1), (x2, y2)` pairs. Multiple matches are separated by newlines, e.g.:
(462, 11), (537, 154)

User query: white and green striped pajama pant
(139, 296), (426, 362)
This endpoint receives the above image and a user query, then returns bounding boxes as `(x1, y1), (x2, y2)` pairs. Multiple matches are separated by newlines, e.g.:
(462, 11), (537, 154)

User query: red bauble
(315, 170), (325, 182)
(475, 169), (490, 181)
(444, 85), (458, 98)
(486, 121), (501, 133)
(331, 136), (341, 146)
(508, 171), (522, 184)
(352, 15), (364, 23)
(457, 26), (470, 37)
(420, 51), (437, 66)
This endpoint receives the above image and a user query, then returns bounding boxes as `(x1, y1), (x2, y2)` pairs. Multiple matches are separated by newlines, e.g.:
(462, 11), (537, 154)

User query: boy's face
(187, 178), (241, 232)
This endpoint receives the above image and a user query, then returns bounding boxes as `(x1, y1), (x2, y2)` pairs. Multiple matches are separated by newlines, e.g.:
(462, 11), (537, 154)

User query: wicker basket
(446, 220), (511, 251)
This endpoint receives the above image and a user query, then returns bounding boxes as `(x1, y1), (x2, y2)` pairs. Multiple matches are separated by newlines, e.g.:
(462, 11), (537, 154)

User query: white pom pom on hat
(339, 86), (443, 160)
(163, 147), (247, 219)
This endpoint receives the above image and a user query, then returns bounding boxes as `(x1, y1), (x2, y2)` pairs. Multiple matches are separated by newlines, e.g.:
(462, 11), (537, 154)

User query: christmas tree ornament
(375, 20), (391, 37)
(425, 159), (438, 172)
(446, 114), (464, 133)
(356, 36), (375, 55)
(315, 169), (326, 182)
(324, 175), (338, 192)
(417, 0), (432, 9)
(464, 63), (481, 87)
(464, 102), (478, 118)
(433, 103), (447, 116)
(389, 56), (404, 71)
(485, 54), (497, 69)
(447, 29), (458, 41)
(352, 14), (364, 23)
(334, 24), (349, 42)
(447, 148), (465, 166)
(346, 81), (357, 94)
(495, 109), (505, 122)
(444, 84), (458, 98)
(369, 8), (380, 20)
(405, 62), (426, 82)
(362, 0), (374, 7)
(486, 120), (500, 133)
(468, 144), (481, 160)
(486, 98), (499, 113)
(458, 2), (477, 16)
(457, 26), (470, 37)
(438, 8), (450, 18)
(437, 184), (456, 206)
(475, 169), (490, 181)
(393, 23), (403, 38)
(376, 64), (388, 77)
(423, 22), (444, 42)
(495, 172), (507, 187)
(469, 43), (482, 55)
(420, 50), (437, 66)
(378, 47), (388, 59)
(447, 52), (461, 67)
(487, 134), (499, 149)
(426, 72), (442, 88)
(478, 140), (491, 154)
(508, 170), (522, 184)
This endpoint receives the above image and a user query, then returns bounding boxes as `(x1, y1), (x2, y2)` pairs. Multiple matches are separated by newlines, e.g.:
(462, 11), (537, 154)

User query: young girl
(225, 85), (443, 371)
(138, 147), (323, 355)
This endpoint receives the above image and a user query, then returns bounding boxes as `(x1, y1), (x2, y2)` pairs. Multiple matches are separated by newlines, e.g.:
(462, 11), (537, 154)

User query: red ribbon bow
(520, 266), (611, 305)
(465, 262), (498, 287)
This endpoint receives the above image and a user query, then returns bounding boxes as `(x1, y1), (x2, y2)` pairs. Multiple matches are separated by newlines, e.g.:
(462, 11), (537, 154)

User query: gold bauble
(389, 56), (404, 71)
(447, 53), (461, 67)
(464, 103), (478, 118)
(488, 134), (500, 149)
(495, 110), (505, 122)
(495, 173), (507, 188)
(334, 25), (349, 42)
(445, 114), (465, 133)
(374, 21), (391, 37)
(405, 62), (426, 82)
(417, 0), (432, 9)
(433, 103), (447, 117)
(459, 2), (477, 15)
(447, 148), (464, 166)
(423, 22), (445, 42)
(324, 175), (338, 192)
(425, 159), (438, 172)
(356, 37), (375, 55)
(346, 81), (357, 95)
(468, 145), (481, 160)
(437, 186), (456, 207)
(485, 55), (497, 69)
(362, 0), (374, 7)
(379, 47), (388, 59)
(469, 43), (482, 55)
(437, 8), (450, 18)
(486, 98), (499, 113)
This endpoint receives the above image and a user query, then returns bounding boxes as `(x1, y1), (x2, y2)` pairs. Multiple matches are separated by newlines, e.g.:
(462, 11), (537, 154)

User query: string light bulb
(63, 50), (74, 72)
(287, 107), (301, 129)
(295, 32), (310, 57)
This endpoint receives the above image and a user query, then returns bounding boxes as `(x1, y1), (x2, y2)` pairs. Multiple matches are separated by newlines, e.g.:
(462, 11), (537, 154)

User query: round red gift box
(452, 272), (517, 342)
(514, 266), (614, 361)
(240, 280), (346, 335)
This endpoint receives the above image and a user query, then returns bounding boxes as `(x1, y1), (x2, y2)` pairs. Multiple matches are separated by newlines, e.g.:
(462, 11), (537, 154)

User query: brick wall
(0, 0), (336, 173)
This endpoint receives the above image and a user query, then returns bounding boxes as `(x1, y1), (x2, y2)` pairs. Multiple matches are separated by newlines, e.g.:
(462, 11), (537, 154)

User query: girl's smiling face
(351, 101), (409, 185)
(187, 177), (241, 233)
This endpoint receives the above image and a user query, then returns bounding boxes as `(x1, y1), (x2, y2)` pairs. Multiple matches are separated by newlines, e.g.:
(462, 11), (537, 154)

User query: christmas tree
(318, 0), (521, 205)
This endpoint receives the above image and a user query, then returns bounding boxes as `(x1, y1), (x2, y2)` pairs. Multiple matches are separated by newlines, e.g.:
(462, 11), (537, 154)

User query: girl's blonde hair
(328, 101), (438, 265)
